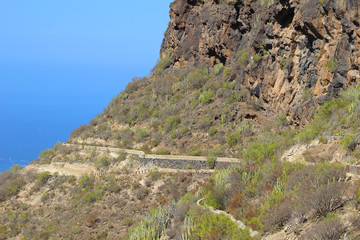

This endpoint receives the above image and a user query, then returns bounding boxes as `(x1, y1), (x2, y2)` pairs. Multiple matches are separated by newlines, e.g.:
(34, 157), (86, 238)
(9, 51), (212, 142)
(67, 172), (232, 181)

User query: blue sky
(0, 0), (173, 171)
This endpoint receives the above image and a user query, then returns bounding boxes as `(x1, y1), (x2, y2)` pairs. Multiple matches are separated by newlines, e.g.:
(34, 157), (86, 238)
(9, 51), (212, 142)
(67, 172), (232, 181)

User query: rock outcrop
(161, 0), (360, 125)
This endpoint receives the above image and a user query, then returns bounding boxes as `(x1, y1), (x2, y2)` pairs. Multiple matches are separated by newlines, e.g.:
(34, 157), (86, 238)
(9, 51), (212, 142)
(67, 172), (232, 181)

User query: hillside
(1, 0), (360, 239)
(67, 0), (359, 157)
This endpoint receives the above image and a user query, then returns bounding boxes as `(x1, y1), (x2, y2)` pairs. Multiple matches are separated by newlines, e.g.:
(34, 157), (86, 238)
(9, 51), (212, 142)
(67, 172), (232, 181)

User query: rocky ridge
(161, 0), (360, 125)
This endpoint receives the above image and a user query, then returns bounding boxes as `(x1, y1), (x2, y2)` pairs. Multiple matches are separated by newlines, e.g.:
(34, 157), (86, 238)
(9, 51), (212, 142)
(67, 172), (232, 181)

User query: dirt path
(64, 143), (239, 163)
(26, 162), (97, 177)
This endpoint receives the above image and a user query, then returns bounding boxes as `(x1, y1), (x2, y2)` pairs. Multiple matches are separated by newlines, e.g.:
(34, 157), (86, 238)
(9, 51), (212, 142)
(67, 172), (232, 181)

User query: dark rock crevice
(275, 7), (295, 28)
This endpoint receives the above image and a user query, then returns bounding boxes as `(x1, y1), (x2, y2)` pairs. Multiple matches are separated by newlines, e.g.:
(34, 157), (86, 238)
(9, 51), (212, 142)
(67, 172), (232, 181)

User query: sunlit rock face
(161, 0), (360, 125)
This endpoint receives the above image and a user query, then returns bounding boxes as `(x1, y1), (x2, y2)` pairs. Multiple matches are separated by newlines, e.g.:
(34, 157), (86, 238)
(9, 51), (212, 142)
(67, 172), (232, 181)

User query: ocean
(0, 63), (149, 172)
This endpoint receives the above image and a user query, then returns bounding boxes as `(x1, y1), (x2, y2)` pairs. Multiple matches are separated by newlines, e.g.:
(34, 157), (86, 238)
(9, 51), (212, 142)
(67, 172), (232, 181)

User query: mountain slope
(67, 0), (359, 157)
(1, 0), (360, 239)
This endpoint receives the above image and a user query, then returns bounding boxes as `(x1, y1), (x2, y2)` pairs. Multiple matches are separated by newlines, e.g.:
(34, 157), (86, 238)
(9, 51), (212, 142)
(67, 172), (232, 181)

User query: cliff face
(161, 0), (360, 125)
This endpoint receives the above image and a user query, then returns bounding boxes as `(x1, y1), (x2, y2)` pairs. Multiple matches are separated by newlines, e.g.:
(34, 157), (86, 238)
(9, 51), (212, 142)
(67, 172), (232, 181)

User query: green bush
(186, 208), (254, 239)
(149, 168), (161, 181)
(190, 150), (201, 156)
(214, 63), (224, 75)
(199, 90), (214, 104)
(209, 126), (217, 137)
(340, 134), (357, 151)
(185, 70), (208, 90)
(152, 56), (174, 75)
(39, 149), (53, 164)
(205, 190), (225, 210)
(79, 174), (95, 189)
(240, 51), (249, 65)
(136, 128), (149, 142)
(206, 152), (217, 169)
(84, 185), (104, 204)
(155, 149), (171, 155)
(276, 114), (288, 126)
(164, 115), (181, 133)
(326, 60), (338, 73)
(226, 131), (242, 147)
(243, 133), (280, 163)
(37, 172), (51, 185)
(95, 157), (111, 169)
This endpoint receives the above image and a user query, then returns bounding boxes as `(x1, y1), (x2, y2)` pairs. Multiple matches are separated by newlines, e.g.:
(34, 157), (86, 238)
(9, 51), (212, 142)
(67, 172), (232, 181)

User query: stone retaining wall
(139, 157), (237, 170)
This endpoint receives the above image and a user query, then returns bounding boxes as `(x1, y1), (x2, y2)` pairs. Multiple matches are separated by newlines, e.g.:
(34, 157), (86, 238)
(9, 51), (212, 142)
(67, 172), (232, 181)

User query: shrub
(263, 199), (292, 231)
(206, 152), (217, 169)
(149, 168), (161, 181)
(115, 150), (127, 162)
(199, 90), (214, 104)
(0, 170), (25, 201)
(156, 149), (171, 155)
(243, 133), (280, 163)
(253, 52), (262, 62)
(39, 149), (54, 164)
(106, 181), (121, 193)
(276, 114), (288, 126)
(209, 126), (217, 137)
(151, 139), (160, 147)
(67, 175), (77, 183)
(37, 171), (51, 185)
(214, 63), (224, 75)
(133, 187), (149, 200)
(240, 51), (249, 65)
(226, 131), (242, 147)
(84, 185), (104, 204)
(186, 70), (208, 90)
(95, 157), (110, 169)
(70, 124), (91, 139)
(136, 128), (149, 142)
(229, 193), (244, 212)
(326, 60), (338, 73)
(187, 207), (253, 239)
(303, 215), (344, 240)
(152, 56), (173, 75)
(340, 134), (357, 151)
(190, 150), (201, 156)
(164, 115), (181, 133)
(280, 57), (292, 70)
(309, 182), (345, 217)
(79, 174), (95, 189)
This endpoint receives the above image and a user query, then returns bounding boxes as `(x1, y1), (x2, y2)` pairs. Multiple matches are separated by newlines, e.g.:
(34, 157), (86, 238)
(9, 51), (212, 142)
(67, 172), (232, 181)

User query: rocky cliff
(161, 0), (360, 125)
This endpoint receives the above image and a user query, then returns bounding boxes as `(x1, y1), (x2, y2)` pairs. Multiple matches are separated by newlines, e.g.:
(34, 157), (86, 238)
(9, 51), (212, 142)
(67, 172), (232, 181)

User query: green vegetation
(276, 114), (288, 126)
(326, 60), (338, 73)
(155, 149), (171, 155)
(206, 152), (217, 169)
(297, 84), (360, 144)
(152, 56), (174, 75)
(280, 57), (292, 70)
(260, 0), (274, 7)
(240, 51), (249, 66)
(199, 90), (214, 104)
(127, 204), (174, 240)
(214, 63), (224, 75)
(95, 156), (111, 169)
(164, 115), (181, 133)
(37, 171), (51, 185)
(226, 131), (242, 147)
(186, 209), (255, 239)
